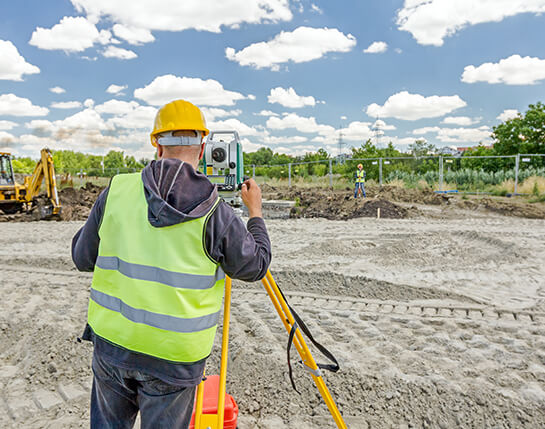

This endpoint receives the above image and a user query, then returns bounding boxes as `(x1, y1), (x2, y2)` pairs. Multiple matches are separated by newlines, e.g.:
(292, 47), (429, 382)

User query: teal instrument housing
(203, 131), (245, 207)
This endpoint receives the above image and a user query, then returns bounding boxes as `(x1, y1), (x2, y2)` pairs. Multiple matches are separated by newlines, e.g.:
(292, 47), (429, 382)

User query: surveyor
(354, 163), (366, 198)
(72, 99), (271, 429)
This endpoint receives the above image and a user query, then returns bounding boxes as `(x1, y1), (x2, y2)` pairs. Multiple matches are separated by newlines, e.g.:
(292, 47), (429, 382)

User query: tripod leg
(193, 276), (232, 429)
(261, 271), (347, 429)
(217, 275), (232, 428)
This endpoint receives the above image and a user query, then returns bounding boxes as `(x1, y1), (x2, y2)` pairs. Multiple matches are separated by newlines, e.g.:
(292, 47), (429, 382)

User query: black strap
(281, 286), (340, 392)
(287, 321), (299, 393)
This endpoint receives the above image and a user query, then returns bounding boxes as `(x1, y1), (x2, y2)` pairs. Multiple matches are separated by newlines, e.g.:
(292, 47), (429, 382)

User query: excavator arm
(23, 148), (61, 215)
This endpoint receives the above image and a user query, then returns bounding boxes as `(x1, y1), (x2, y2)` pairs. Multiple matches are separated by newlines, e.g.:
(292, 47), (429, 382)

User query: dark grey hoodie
(72, 158), (271, 386)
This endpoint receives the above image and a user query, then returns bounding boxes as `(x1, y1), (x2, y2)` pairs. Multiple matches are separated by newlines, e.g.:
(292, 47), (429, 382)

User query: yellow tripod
(193, 270), (347, 429)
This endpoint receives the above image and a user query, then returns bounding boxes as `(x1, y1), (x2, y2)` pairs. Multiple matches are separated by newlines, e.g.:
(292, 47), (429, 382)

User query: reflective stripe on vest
(88, 172), (225, 363)
(356, 170), (365, 183)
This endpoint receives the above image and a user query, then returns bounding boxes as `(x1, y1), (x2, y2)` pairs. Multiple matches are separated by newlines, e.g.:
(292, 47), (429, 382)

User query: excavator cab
(0, 152), (15, 186)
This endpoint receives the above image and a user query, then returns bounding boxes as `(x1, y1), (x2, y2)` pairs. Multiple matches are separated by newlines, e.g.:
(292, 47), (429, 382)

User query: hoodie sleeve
(71, 187), (109, 272)
(205, 202), (271, 282)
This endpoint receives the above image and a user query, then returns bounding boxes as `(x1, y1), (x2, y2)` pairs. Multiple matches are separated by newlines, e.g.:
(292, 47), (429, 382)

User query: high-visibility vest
(88, 173), (225, 363)
(356, 170), (365, 183)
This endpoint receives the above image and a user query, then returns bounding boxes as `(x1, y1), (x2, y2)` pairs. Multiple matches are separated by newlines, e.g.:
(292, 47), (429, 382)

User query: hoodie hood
(141, 158), (218, 227)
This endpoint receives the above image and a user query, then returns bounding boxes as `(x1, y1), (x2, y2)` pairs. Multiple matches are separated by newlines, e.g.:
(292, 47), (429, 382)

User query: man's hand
(241, 178), (263, 218)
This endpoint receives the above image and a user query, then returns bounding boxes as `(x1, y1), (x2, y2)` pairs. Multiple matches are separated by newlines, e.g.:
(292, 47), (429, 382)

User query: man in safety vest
(72, 99), (271, 428)
(354, 163), (366, 198)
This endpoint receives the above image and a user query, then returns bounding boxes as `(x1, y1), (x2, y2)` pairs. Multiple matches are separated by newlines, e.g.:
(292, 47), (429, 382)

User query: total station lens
(212, 147), (227, 163)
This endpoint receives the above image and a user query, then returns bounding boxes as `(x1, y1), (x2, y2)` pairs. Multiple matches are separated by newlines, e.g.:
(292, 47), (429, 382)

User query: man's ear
(157, 144), (163, 159)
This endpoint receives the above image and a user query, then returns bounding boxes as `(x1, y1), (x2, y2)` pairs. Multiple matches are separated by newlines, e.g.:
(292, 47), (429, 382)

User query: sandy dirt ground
(1, 212), (545, 428)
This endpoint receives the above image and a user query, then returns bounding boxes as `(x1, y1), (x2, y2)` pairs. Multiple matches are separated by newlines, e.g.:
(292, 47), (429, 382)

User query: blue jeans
(91, 352), (196, 429)
(354, 182), (366, 198)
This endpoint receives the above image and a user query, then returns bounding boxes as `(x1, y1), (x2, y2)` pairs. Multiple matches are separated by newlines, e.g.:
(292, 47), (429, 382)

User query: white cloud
(71, 0), (292, 33)
(411, 125), (491, 144)
(20, 105), (159, 154)
(25, 119), (57, 135)
(50, 86), (66, 94)
(0, 120), (18, 130)
(83, 98), (95, 108)
(0, 40), (40, 81)
(29, 16), (111, 52)
(442, 116), (480, 126)
(263, 135), (307, 144)
(364, 41), (388, 54)
(247, 94), (256, 101)
(372, 119), (396, 131)
(102, 46), (137, 60)
(208, 118), (266, 137)
(95, 100), (139, 115)
(412, 126), (441, 135)
(435, 126), (491, 144)
(268, 87), (316, 108)
(311, 4), (323, 14)
(225, 27), (356, 70)
(106, 84), (127, 94)
(461, 55), (545, 85)
(340, 115), (347, 120)
(112, 24), (155, 45)
(200, 107), (242, 122)
(254, 110), (279, 117)
(397, 0), (545, 46)
(338, 121), (375, 142)
(366, 91), (467, 121)
(0, 131), (16, 144)
(240, 137), (264, 153)
(0, 94), (49, 117)
(58, 109), (110, 131)
(266, 113), (335, 135)
(106, 106), (157, 129)
(134, 74), (247, 106)
(497, 109), (520, 122)
(51, 101), (83, 109)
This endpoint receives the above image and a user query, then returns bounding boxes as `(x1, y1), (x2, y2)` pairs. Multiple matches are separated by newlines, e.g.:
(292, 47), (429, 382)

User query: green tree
(492, 102), (545, 159)
(104, 150), (125, 170)
(408, 139), (437, 157)
(11, 157), (35, 174)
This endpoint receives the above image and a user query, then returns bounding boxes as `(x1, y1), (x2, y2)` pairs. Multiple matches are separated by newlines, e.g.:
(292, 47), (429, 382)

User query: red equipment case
(189, 375), (239, 429)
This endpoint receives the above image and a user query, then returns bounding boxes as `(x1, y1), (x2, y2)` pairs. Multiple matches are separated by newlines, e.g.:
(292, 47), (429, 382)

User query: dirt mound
(287, 190), (410, 220)
(262, 187), (412, 220)
(455, 197), (545, 219)
(58, 182), (105, 221)
(370, 184), (448, 205)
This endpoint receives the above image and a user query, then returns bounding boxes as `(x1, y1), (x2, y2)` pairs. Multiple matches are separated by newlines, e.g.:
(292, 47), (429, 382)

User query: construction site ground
(1, 184), (545, 428)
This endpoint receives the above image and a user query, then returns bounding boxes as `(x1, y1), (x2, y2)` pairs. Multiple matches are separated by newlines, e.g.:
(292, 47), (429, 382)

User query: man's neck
(160, 155), (198, 170)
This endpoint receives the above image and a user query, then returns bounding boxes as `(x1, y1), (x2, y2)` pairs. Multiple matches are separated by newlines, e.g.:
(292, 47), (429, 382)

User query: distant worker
(72, 99), (271, 429)
(354, 163), (366, 198)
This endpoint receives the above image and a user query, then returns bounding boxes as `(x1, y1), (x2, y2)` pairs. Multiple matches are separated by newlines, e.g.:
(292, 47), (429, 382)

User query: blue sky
(1, 0), (545, 159)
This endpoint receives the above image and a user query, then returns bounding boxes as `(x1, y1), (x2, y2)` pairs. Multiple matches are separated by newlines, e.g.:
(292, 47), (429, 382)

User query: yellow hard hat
(357, 164), (363, 169)
(150, 99), (209, 147)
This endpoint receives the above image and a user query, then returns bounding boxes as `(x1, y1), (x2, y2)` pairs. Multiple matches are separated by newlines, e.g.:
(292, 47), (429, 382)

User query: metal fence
(246, 153), (545, 195)
(46, 153), (545, 195)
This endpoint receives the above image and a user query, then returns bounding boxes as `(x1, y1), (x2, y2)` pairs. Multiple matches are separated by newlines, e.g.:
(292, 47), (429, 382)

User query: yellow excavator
(0, 148), (61, 218)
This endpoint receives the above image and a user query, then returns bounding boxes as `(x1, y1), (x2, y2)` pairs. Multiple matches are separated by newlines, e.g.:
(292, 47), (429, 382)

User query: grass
(529, 194), (545, 203)
(518, 176), (545, 195)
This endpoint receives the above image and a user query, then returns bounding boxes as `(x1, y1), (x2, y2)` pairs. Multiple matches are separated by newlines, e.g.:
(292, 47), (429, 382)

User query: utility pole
(337, 131), (344, 160)
(372, 117), (383, 148)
